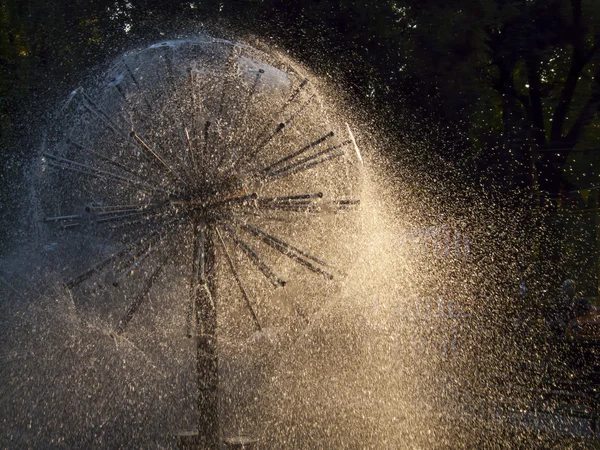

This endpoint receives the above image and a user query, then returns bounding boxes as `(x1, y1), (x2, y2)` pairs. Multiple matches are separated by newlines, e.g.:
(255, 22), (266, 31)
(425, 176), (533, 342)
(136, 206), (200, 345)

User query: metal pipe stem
(257, 192), (323, 203)
(44, 153), (167, 193)
(267, 151), (345, 180)
(260, 132), (334, 174)
(112, 230), (171, 286)
(268, 140), (350, 177)
(115, 259), (166, 334)
(238, 222), (333, 279)
(189, 224), (219, 447)
(215, 228), (262, 331)
(221, 223), (286, 288)
(130, 132), (186, 185)
(43, 214), (81, 223)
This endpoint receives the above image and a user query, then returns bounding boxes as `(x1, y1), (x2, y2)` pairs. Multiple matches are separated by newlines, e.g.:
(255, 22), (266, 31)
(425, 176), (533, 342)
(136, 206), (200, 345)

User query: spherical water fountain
(37, 36), (362, 447)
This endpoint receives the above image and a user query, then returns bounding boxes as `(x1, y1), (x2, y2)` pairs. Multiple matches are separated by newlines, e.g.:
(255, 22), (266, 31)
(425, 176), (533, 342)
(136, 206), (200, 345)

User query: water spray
(38, 36), (361, 448)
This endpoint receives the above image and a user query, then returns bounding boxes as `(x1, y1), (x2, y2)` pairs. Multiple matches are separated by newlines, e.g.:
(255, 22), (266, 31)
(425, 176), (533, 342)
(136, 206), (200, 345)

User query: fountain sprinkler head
(38, 36), (362, 447)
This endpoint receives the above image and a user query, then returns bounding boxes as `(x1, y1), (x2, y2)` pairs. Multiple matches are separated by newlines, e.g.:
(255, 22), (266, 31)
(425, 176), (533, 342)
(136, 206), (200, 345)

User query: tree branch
(565, 65), (600, 144)
(550, 0), (586, 141)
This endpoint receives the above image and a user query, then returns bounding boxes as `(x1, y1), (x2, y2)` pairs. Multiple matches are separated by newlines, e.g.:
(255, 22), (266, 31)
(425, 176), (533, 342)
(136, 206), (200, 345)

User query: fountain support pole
(180, 222), (219, 449)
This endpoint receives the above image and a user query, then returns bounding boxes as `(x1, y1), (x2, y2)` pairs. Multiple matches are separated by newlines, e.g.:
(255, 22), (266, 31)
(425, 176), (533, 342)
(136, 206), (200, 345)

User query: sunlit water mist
(235, 163), (447, 448)
(0, 35), (478, 449)
(1, 33), (583, 449)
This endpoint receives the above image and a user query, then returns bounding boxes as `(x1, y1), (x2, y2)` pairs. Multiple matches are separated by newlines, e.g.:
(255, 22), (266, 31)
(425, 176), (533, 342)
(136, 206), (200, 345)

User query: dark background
(1, 0), (599, 300)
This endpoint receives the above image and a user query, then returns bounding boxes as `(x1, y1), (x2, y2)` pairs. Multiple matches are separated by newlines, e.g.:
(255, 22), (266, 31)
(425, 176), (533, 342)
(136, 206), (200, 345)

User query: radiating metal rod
(184, 126), (196, 170)
(205, 192), (258, 209)
(335, 200), (361, 206)
(263, 200), (313, 206)
(57, 87), (81, 115)
(261, 204), (316, 211)
(281, 78), (309, 113)
(65, 247), (131, 289)
(130, 131), (186, 185)
(162, 46), (175, 78)
(60, 222), (81, 230)
(108, 211), (166, 231)
(239, 210), (294, 223)
(65, 217), (178, 289)
(260, 132), (335, 174)
(267, 151), (345, 180)
(81, 91), (128, 137)
(123, 62), (141, 89)
(247, 69), (264, 104)
(193, 119), (210, 173)
(115, 259), (166, 334)
(182, 125), (201, 184)
(43, 153), (167, 193)
(43, 214), (81, 223)
(72, 89), (150, 160)
(217, 46), (239, 118)
(44, 160), (161, 194)
(113, 83), (127, 101)
(203, 120), (211, 159)
(89, 203), (156, 211)
(253, 199), (358, 214)
(255, 122), (286, 152)
(80, 99), (122, 137)
(247, 78), (309, 151)
(257, 192), (323, 203)
(238, 221), (333, 279)
(227, 69), (265, 156)
(45, 209), (147, 226)
(112, 229), (172, 287)
(96, 211), (146, 224)
(187, 68), (197, 140)
(96, 208), (144, 216)
(124, 62), (153, 112)
(226, 67), (264, 150)
(221, 223), (286, 288)
(215, 228), (262, 331)
(281, 93), (316, 128)
(111, 234), (162, 278)
(228, 122), (285, 175)
(241, 221), (328, 267)
(268, 146), (344, 177)
(251, 203), (319, 213)
(267, 140), (351, 177)
(68, 139), (145, 180)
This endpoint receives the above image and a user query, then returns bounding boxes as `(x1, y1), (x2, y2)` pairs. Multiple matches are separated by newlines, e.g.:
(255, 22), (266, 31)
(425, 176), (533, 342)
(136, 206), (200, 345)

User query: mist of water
(1, 33), (590, 449)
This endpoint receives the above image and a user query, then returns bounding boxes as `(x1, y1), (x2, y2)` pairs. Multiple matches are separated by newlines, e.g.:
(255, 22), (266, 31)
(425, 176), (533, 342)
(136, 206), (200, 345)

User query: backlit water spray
(0, 34), (572, 448)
